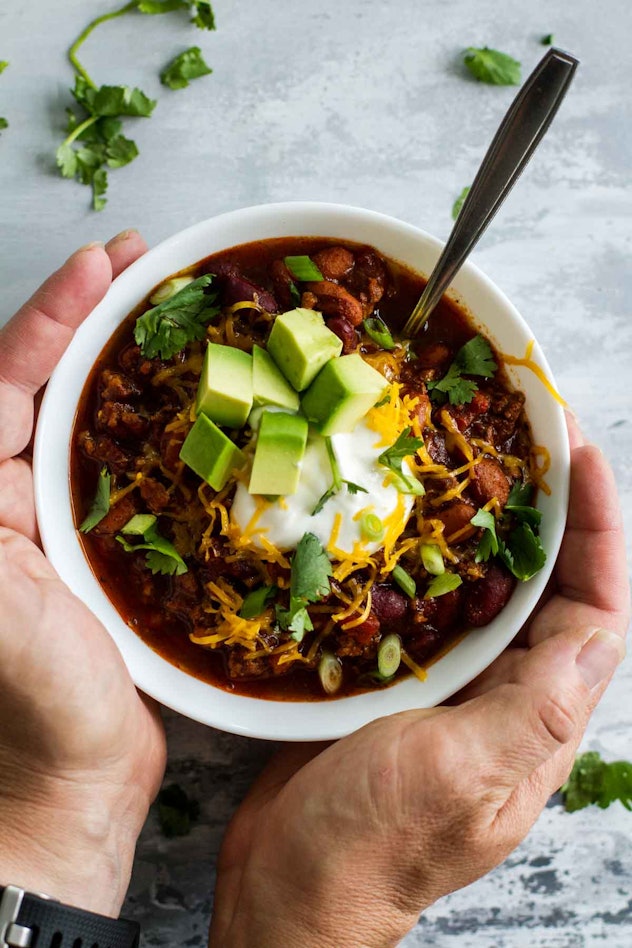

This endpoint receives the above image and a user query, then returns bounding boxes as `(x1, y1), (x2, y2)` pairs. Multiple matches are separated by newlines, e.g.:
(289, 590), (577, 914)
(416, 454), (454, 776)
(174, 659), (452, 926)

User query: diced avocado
(180, 413), (246, 490)
(266, 308), (342, 392)
(252, 345), (299, 411)
(248, 411), (309, 496)
(301, 353), (388, 435)
(196, 343), (253, 428)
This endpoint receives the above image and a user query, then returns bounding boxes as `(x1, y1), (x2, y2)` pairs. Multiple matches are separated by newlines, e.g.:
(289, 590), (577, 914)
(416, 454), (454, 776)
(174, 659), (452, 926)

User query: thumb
(444, 626), (625, 802)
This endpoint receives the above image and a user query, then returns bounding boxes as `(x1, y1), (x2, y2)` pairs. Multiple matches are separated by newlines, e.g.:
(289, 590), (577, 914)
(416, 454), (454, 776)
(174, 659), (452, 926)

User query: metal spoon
(403, 48), (579, 337)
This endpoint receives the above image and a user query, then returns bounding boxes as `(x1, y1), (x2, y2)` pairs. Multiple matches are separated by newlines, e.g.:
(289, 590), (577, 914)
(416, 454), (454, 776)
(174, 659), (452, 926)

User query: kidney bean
(371, 585), (409, 627)
(326, 315), (359, 354)
(463, 563), (515, 627)
(312, 246), (355, 281)
(304, 280), (364, 326)
(470, 458), (510, 508)
(420, 587), (463, 633)
(269, 259), (295, 310)
(212, 261), (278, 312)
(436, 501), (477, 543)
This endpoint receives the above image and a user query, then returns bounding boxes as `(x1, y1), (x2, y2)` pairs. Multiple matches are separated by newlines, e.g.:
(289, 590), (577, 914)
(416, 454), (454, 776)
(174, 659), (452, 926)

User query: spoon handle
(403, 48), (579, 337)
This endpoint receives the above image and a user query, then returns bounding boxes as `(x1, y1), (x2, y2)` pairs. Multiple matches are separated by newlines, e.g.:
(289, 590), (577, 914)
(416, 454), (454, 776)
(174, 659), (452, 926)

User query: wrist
(0, 764), (148, 917)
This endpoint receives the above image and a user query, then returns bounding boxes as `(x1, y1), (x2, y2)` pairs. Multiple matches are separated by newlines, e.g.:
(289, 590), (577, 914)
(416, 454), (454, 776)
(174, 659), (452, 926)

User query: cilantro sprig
(79, 466), (112, 533)
(276, 533), (333, 642)
(463, 47), (522, 86)
(239, 585), (278, 620)
(0, 61), (8, 132)
(116, 513), (187, 576)
(134, 274), (220, 359)
(312, 438), (367, 516)
(471, 485), (546, 581)
(427, 335), (497, 406)
(58, 1), (216, 208)
(562, 751), (632, 812)
(377, 427), (425, 495)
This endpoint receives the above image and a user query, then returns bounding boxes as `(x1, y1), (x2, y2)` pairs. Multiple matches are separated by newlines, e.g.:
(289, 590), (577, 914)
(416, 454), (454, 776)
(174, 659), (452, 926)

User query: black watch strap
(0, 885), (139, 948)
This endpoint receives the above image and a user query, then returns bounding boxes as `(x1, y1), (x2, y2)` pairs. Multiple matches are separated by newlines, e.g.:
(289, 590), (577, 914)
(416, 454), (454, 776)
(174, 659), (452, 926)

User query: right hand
(210, 419), (630, 948)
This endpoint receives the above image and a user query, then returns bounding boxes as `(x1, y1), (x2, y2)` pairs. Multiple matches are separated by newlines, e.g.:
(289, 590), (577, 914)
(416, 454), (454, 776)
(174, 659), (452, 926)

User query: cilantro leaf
(276, 533), (332, 642)
(452, 185), (470, 220)
(79, 467), (111, 533)
(363, 315), (397, 350)
(239, 585), (278, 619)
(311, 485), (336, 517)
(161, 46), (212, 90)
(116, 514), (187, 576)
(344, 481), (368, 496)
(311, 439), (368, 515)
(472, 507), (499, 562)
(428, 335), (497, 405)
(134, 275), (219, 359)
(464, 47), (522, 85)
(0, 118), (7, 131)
(541, 34), (554, 46)
(378, 427), (425, 495)
(191, 0), (216, 30)
(157, 783), (200, 837)
(91, 166), (108, 211)
(291, 532), (333, 603)
(506, 482), (534, 507)
(562, 751), (632, 813)
(498, 523), (546, 581)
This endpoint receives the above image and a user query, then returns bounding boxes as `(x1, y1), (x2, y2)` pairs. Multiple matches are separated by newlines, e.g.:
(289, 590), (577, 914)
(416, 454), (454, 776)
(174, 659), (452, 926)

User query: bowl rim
(34, 201), (570, 741)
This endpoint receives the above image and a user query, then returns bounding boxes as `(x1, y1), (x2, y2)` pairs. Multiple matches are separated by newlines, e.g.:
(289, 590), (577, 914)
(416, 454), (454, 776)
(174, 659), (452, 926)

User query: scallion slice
(420, 543), (445, 576)
(377, 633), (401, 678)
(424, 572), (463, 599)
(360, 512), (385, 543)
(284, 255), (323, 282)
(149, 275), (195, 305)
(392, 564), (416, 598)
(318, 651), (343, 695)
(363, 315), (396, 350)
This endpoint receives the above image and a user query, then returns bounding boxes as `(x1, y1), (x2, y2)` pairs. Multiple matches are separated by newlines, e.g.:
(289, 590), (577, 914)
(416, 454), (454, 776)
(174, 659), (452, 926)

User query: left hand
(0, 232), (167, 917)
(209, 418), (630, 948)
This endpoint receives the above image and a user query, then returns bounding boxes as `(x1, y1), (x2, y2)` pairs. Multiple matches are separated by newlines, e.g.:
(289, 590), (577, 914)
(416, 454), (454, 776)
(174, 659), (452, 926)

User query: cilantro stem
(68, 0), (140, 89)
(325, 437), (342, 492)
(62, 113), (100, 147)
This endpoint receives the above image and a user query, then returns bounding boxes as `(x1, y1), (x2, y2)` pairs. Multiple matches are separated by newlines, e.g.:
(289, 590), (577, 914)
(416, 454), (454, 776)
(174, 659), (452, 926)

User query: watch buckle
(0, 887), (32, 948)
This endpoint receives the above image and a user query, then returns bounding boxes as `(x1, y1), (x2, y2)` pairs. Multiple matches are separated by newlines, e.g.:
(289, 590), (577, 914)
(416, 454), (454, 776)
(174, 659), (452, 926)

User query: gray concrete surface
(1, 0), (631, 945)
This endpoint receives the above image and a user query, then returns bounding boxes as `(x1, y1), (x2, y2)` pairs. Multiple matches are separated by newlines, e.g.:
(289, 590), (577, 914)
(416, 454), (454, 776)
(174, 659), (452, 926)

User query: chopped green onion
(120, 513), (157, 535)
(392, 564), (416, 598)
(289, 280), (302, 306)
(420, 543), (445, 576)
(377, 633), (401, 678)
(284, 255), (323, 282)
(318, 651), (343, 695)
(149, 275), (195, 305)
(239, 585), (278, 619)
(424, 572), (463, 599)
(360, 512), (385, 543)
(363, 315), (397, 350)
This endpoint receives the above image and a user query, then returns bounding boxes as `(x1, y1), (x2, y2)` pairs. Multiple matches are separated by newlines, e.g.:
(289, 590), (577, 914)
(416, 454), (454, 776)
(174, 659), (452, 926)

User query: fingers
(442, 625), (625, 803)
(0, 232), (147, 463)
(105, 229), (148, 278)
(0, 459), (38, 542)
(530, 443), (630, 645)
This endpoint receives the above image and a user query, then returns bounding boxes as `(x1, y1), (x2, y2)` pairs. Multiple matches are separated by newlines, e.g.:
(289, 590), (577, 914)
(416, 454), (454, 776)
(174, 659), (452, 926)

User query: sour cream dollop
(231, 418), (415, 555)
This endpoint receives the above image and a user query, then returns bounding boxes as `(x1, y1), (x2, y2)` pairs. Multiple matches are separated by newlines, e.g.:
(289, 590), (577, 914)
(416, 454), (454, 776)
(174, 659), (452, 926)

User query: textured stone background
(1, 0), (631, 945)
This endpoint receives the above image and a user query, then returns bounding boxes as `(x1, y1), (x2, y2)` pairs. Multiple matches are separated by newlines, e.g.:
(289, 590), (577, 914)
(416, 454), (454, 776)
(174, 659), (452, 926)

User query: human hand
(0, 233), (166, 916)
(210, 417), (630, 948)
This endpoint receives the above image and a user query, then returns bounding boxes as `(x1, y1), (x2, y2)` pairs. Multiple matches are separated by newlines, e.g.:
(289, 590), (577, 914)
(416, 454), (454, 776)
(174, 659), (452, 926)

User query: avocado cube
(248, 411), (309, 496)
(196, 343), (253, 428)
(266, 308), (342, 392)
(301, 353), (389, 435)
(252, 345), (299, 411)
(180, 414), (246, 490)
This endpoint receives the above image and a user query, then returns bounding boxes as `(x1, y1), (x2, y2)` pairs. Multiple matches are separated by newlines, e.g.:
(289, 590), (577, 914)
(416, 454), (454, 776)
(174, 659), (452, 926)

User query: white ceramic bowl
(34, 202), (570, 742)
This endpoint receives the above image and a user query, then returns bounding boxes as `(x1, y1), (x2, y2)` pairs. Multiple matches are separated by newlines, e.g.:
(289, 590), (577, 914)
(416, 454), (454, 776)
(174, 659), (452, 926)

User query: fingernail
(107, 229), (139, 244)
(576, 629), (625, 689)
(78, 240), (104, 251)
